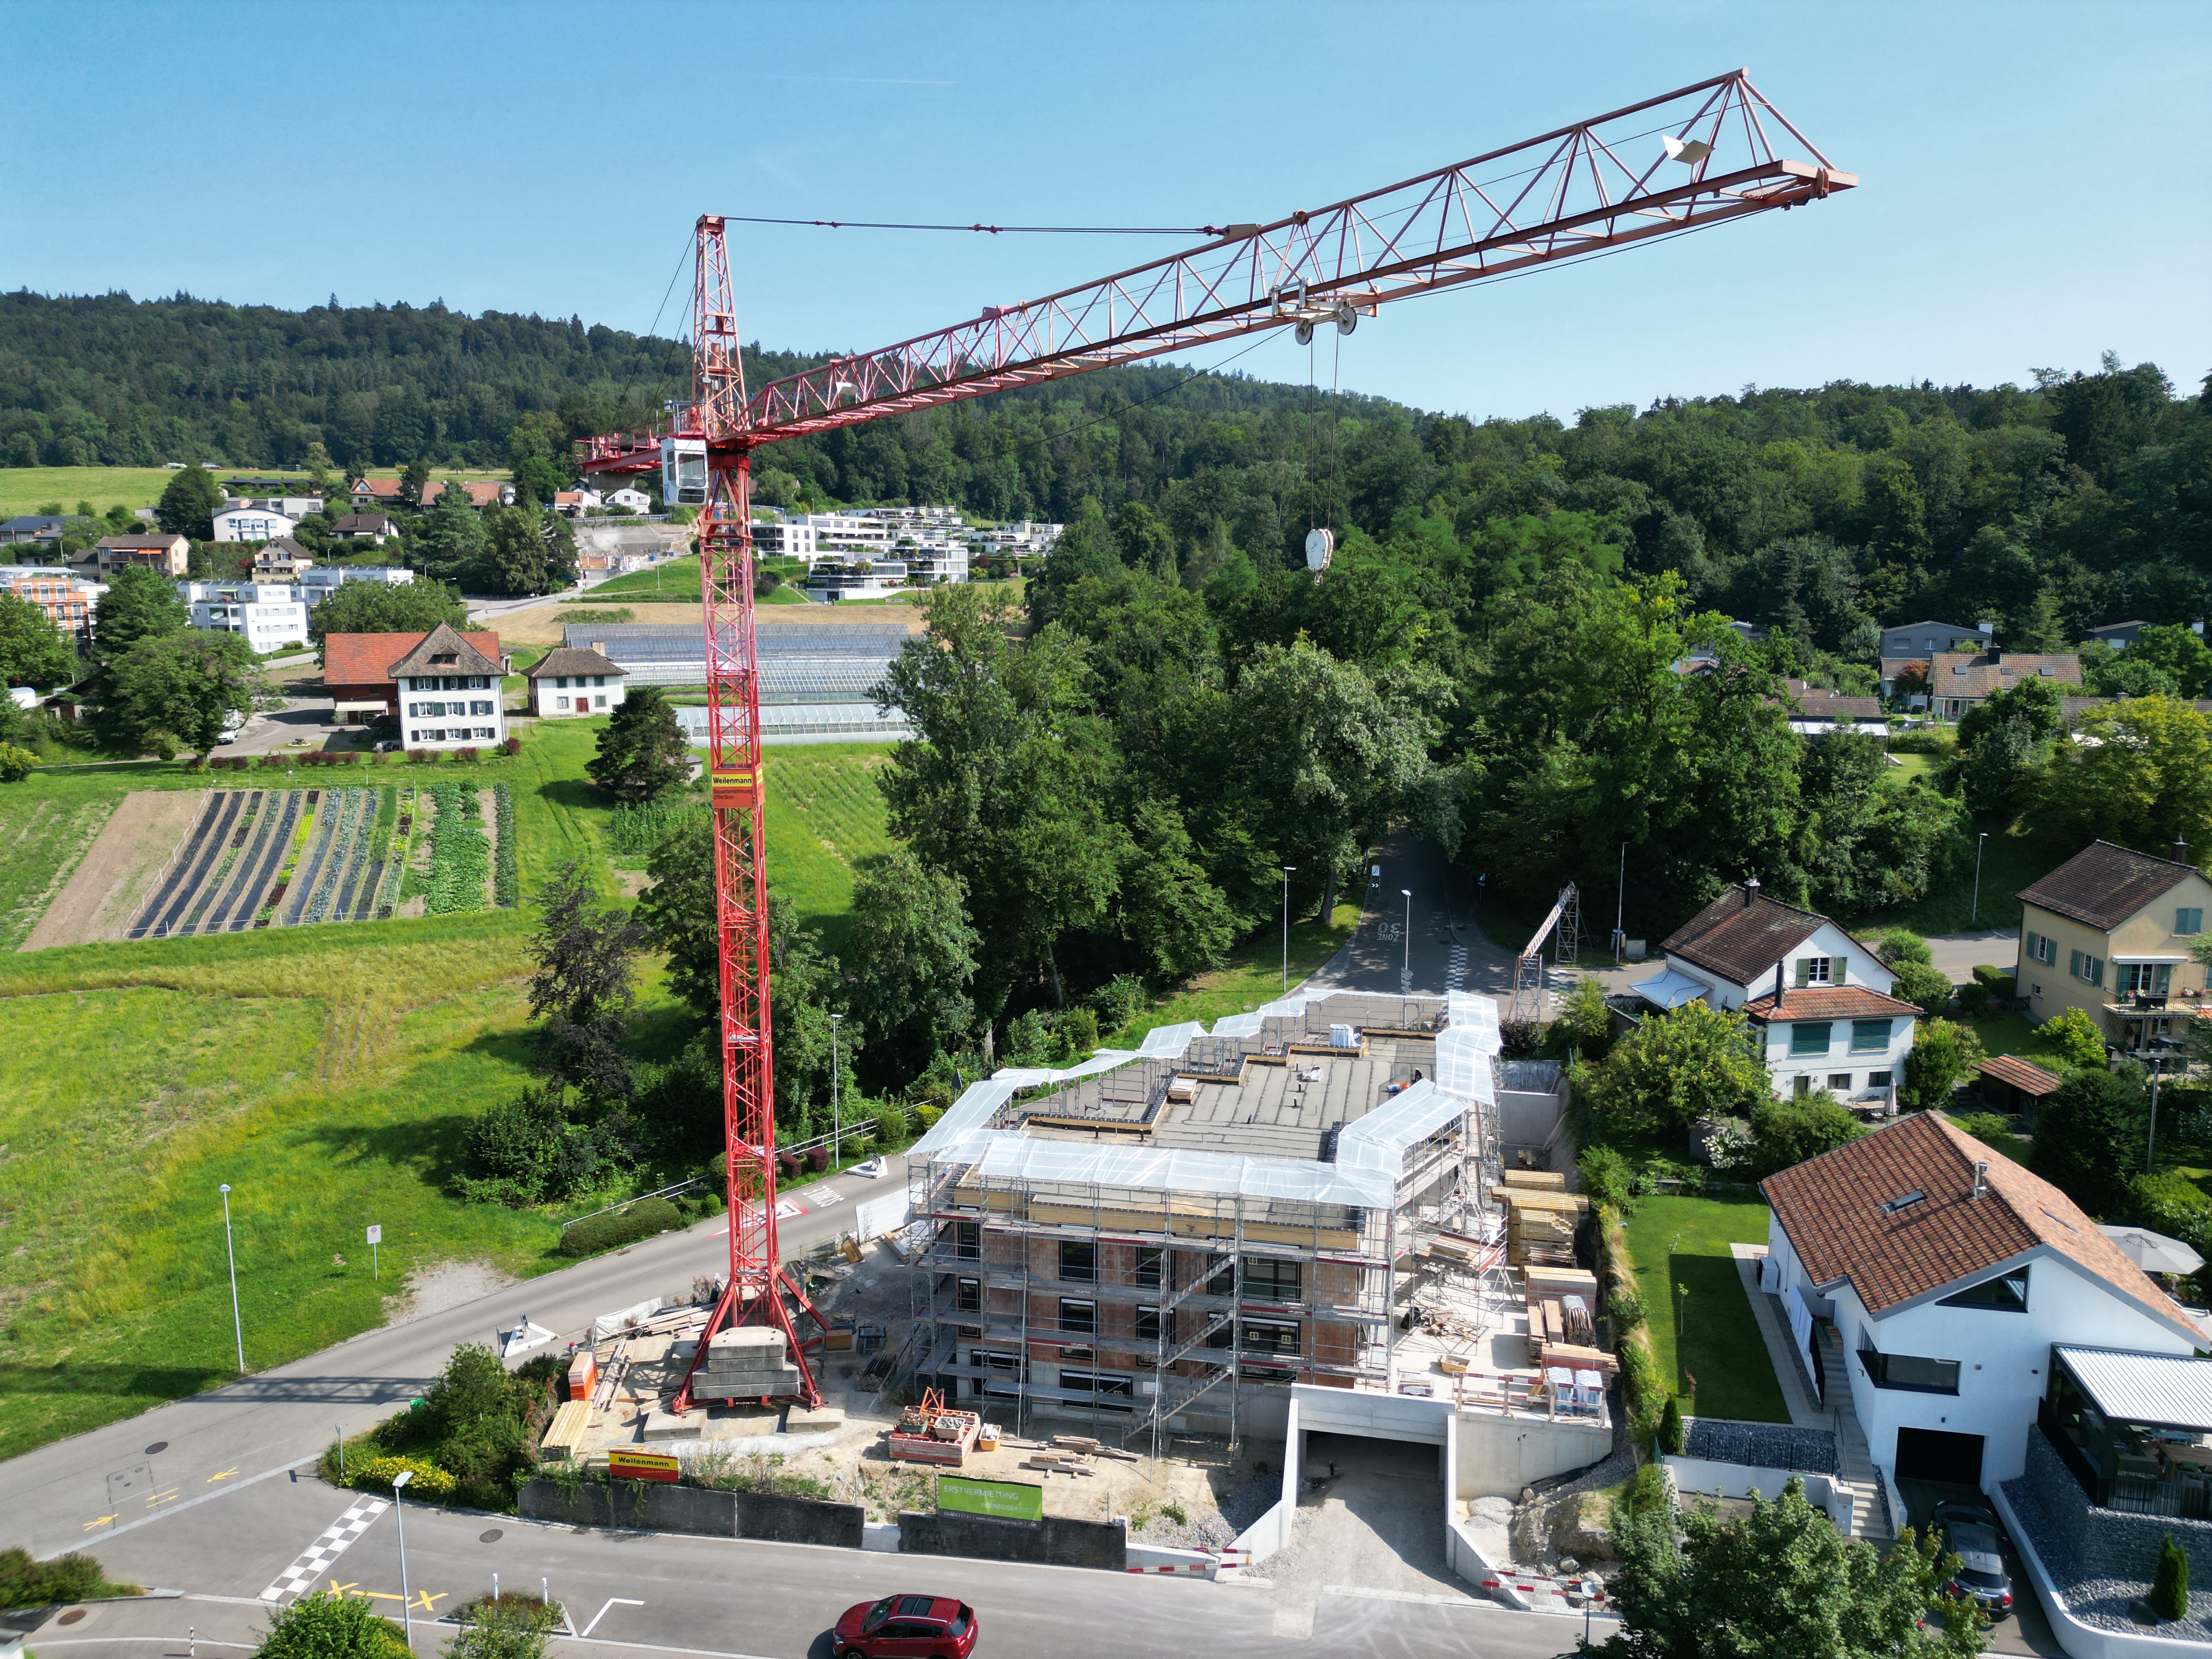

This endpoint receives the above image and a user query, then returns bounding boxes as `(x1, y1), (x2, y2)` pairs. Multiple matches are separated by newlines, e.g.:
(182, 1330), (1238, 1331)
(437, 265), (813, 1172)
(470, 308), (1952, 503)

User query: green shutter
(1795, 959), (1810, 988)
(1835, 956), (1849, 985)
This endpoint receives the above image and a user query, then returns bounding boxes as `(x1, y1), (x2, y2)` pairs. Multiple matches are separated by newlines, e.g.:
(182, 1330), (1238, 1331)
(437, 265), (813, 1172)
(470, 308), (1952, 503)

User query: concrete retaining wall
(1453, 1407), (1614, 1498)
(1231, 1392), (1302, 1568)
(519, 1479), (861, 1547)
(1993, 1481), (2209, 1659)
(733, 1490), (865, 1549)
(897, 1508), (1125, 1570)
(1290, 1381), (1449, 1444)
(1662, 1455), (1849, 1525)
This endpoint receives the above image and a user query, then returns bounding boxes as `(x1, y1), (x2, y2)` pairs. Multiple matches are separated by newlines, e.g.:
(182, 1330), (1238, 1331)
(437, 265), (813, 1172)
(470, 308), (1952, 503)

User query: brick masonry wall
(2019, 1425), (2212, 1584)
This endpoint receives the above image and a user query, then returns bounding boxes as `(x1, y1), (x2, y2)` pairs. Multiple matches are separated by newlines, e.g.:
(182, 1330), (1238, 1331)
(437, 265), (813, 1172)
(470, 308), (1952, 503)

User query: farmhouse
(323, 623), (507, 743)
(524, 646), (627, 718)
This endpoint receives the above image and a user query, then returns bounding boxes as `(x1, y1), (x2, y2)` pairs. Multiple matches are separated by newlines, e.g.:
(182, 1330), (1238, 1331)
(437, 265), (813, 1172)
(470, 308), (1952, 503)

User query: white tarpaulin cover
(1628, 966), (1711, 1009)
(933, 1127), (1392, 1210)
(909, 1047), (1144, 1160)
(1336, 1079), (1470, 1173)
(1434, 991), (1501, 1102)
(853, 1189), (909, 1239)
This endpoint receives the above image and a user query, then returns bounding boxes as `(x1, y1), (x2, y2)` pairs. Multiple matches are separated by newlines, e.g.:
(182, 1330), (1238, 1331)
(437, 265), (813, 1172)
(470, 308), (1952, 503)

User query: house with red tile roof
(323, 625), (506, 739)
(1760, 1111), (2208, 1498)
(1629, 881), (1917, 1109)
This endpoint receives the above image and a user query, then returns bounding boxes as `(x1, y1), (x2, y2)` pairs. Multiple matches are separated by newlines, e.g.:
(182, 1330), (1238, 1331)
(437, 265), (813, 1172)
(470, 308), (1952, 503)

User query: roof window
(1879, 1190), (1926, 1216)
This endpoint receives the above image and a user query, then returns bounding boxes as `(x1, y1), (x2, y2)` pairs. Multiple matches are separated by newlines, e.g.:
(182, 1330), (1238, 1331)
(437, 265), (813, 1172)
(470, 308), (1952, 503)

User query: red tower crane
(578, 69), (1854, 1412)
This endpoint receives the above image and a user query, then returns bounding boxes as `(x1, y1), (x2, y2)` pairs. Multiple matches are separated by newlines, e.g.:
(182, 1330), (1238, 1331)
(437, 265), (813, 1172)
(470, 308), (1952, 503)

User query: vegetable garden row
(126, 785), (510, 939)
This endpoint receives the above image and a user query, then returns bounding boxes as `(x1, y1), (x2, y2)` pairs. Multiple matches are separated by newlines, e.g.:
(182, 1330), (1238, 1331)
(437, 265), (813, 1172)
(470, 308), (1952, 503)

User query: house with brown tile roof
(322, 627), (506, 738)
(1630, 882), (1916, 1108)
(1760, 1111), (2206, 1492)
(1925, 648), (2081, 720)
(2014, 839), (2212, 1055)
(1772, 678), (1888, 736)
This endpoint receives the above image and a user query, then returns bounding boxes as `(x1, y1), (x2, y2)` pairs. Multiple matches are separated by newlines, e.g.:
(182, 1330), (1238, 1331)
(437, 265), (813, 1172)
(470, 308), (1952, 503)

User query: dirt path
(495, 599), (927, 648)
(22, 789), (204, 950)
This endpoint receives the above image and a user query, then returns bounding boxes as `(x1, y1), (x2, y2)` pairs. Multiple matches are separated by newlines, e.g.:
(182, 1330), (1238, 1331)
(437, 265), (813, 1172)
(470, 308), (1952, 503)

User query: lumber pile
(1499, 1169), (1567, 1192)
(1493, 1188), (1588, 1266)
(1020, 1451), (1096, 1477)
(1052, 1434), (1138, 1462)
(540, 1399), (592, 1460)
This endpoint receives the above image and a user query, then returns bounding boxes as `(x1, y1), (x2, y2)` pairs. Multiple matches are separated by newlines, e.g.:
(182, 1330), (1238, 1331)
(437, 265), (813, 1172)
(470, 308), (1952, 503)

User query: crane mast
(579, 66), (1854, 1413)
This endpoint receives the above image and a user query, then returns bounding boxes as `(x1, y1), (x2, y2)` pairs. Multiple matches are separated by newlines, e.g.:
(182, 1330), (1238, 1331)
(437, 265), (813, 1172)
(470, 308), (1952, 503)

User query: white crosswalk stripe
(259, 1497), (388, 1602)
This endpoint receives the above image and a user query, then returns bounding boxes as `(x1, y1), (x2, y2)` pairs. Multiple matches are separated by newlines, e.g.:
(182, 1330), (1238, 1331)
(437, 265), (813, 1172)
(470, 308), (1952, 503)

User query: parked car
(832, 1593), (979, 1657)
(1932, 1499), (2013, 1620)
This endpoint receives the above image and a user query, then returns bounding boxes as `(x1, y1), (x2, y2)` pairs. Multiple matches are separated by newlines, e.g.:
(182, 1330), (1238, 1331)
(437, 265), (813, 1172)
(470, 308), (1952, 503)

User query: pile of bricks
(690, 1325), (800, 1401)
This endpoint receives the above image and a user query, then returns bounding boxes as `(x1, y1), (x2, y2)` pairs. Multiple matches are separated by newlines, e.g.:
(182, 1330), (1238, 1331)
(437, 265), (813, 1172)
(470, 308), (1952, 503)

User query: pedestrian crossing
(259, 1496), (387, 1604)
(1447, 939), (1469, 990)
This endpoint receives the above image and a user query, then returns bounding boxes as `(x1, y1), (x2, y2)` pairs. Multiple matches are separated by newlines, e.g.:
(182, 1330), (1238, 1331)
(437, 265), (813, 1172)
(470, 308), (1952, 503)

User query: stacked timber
(1494, 1188), (1588, 1266)
(690, 1325), (800, 1401)
(1499, 1169), (1567, 1193)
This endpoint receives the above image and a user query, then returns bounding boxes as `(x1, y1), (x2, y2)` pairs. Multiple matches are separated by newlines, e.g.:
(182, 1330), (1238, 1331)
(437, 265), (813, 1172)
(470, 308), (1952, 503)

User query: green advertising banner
(938, 1474), (1043, 1522)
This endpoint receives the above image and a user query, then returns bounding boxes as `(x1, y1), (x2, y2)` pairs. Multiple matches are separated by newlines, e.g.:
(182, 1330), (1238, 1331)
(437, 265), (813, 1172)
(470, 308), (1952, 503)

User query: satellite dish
(1305, 528), (1335, 572)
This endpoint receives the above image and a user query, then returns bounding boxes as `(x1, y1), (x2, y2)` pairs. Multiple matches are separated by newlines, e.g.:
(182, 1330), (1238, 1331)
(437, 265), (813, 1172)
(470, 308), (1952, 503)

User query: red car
(832, 1593), (979, 1658)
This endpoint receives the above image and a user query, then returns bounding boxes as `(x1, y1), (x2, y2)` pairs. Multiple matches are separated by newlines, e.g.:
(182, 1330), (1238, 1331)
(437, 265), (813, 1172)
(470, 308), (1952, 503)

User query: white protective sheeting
(942, 1128), (1393, 1210)
(2055, 1345), (2212, 1431)
(907, 1048), (1143, 1160)
(853, 1189), (910, 1239)
(1209, 992), (1324, 1041)
(1138, 1021), (1207, 1057)
(1628, 966), (1711, 1009)
(1336, 1079), (1470, 1173)
(1434, 990), (1501, 1103)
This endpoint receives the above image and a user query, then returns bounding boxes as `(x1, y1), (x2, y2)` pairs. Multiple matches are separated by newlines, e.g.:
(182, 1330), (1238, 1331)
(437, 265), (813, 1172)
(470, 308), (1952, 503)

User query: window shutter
(2070, 949), (2082, 979)
(1795, 959), (1810, 988)
(1835, 956), (1849, 985)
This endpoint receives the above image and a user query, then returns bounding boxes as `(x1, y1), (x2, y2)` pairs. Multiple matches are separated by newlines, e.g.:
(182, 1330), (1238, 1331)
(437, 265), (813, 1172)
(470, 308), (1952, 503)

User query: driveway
(1897, 1478), (2063, 1655)
(1926, 929), (2018, 985)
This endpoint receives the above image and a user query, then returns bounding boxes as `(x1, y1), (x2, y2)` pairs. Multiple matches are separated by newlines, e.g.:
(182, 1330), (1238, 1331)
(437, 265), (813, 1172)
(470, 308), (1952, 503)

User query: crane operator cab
(661, 437), (709, 506)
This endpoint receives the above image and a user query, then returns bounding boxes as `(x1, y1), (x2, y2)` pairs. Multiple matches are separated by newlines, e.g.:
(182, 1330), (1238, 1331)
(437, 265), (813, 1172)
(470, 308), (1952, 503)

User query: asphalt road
(0, 1159), (906, 1567)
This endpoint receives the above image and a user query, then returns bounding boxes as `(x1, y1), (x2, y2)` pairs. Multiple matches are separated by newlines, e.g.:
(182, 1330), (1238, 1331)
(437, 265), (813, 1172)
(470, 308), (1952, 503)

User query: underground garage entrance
(1895, 1426), (1985, 1486)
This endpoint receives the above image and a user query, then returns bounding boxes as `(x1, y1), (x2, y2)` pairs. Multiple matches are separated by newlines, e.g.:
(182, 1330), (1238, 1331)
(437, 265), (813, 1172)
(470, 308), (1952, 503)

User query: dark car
(1932, 1499), (2013, 1621)
(832, 1594), (979, 1658)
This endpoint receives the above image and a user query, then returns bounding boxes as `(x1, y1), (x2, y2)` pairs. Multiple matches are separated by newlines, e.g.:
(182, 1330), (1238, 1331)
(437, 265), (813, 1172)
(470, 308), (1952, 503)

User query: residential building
(420, 479), (513, 510)
(2015, 839), (2212, 1053)
(1632, 882), (1916, 1107)
(1774, 679), (1887, 736)
(551, 489), (603, 519)
(604, 487), (651, 514)
(178, 582), (310, 652)
(1880, 618), (1990, 659)
(0, 516), (67, 551)
(221, 494), (323, 520)
(898, 541), (970, 584)
(252, 537), (315, 579)
(332, 513), (399, 544)
(0, 567), (101, 641)
(752, 517), (817, 562)
(806, 560), (910, 600)
(94, 534), (191, 577)
(1922, 648), (2081, 720)
(895, 989), (1616, 1468)
(525, 646), (628, 718)
(348, 477), (408, 509)
(322, 624), (506, 731)
(299, 565), (415, 608)
(801, 514), (894, 553)
(1758, 1112), (2212, 1599)
(2086, 620), (2152, 651)
(211, 506), (298, 544)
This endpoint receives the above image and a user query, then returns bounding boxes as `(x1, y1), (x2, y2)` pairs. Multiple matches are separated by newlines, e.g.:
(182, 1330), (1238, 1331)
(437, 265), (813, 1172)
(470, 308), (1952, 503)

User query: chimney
(1743, 877), (1760, 910)
(2174, 839), (2191, 866)
(1971, 1160), (1989, 1200)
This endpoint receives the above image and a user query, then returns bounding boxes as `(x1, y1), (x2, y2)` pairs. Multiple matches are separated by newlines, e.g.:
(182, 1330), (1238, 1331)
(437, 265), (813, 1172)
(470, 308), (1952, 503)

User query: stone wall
(896, 1508), (1126, 1570)
(2018, 1425), (2212, 1584)
(732, 1490), (864, 1549)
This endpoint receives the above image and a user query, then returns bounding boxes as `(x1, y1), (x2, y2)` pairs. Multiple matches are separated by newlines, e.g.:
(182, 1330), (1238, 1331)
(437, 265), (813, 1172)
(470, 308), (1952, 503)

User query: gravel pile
(1682, 1419), (1838, 1475)
(2001, 1477), (2212, 1642)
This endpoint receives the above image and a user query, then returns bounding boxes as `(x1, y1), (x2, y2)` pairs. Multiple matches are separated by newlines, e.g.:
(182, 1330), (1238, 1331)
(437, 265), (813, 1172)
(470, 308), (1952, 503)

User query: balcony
(2041, 1348), (2212, 1523)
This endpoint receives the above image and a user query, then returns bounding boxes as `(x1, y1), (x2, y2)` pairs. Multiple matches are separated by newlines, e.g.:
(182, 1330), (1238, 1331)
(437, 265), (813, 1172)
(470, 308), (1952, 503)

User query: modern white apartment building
(299, 565), (415, 607)
(178, 582), (311, 651)
(211, 506), (300, 544)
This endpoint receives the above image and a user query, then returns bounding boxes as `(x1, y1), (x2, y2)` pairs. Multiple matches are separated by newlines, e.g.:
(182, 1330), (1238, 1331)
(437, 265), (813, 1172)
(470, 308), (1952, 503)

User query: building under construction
(891, 989), (1594, 1452)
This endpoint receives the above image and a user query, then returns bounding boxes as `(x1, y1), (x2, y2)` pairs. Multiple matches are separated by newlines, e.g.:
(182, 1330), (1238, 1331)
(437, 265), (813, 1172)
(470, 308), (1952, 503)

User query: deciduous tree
(2040, 697), (2212, 855)
(847, 849), (980, 1077)
(1572, 1001), (1769, 1139)
(307, 578), (468, 653)
(2030, 1069), (2147, 1217)
(101, 632), (265, 754)
(0, 591), (76, 689)
(154, 466), (224, 540)
(526, 860), (646, 1102)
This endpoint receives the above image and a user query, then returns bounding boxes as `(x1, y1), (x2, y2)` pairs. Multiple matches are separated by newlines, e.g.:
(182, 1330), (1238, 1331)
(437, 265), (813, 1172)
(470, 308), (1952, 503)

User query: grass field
(0, 719), (901, 1458)
(1101, 904), (1362, 1046)
(0, 467), (182, 519)
(1620, 1194), (1791, 1424)
(0, 791), (119, 948)
(580, 558), (698, 600)
(761, 744), (898, 958)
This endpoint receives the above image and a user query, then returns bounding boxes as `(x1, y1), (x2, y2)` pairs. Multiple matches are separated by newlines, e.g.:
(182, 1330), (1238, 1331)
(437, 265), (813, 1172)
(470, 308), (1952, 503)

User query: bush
(2041, 1004), (2107, 1069)
(257, 1590), (412, 1659)
(492, 781), (517, 906)
(1885, 729), (1955, 754)
(1952, 1111), (2017, 1140)
(409, 747), (431, 764)
(1657, 1395), (1685, 1454)
(505, 735), (522, 755)
(1901, 1018), (1985, 1111)
(1971, 964), (2016, 998)
(1579, 1145), (1637, 1214)
(916, 1103), (944, 1130)
(1616, 1460), (1669, 1522)
(808, 1145), (828, 1173)
(455, 746), (479, 764)
(2152, 1532), (2190, 1621)
(1748, 1090), (1865, 1175)
(776, 1151), (800, 1181)
(871, 1100), (908, 1150)
(557, 1197), (681, 1257)
(0, 1547), (122, 1609)
(1956, 982), (1993, 1018)
(1607, 1283), (1647, 1333)
(348, 1455), (458, 1498)
(1890, 959), (1955, 1015)
(1089, 973), (1148, 1034)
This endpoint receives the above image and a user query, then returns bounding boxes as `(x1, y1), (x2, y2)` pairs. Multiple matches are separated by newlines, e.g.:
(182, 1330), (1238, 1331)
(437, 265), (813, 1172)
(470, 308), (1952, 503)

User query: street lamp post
(830, 1014), (845, 1164)
(1401, 889), (1413, 992)
(391, 1468), (414, 1651)
(1972, 831), (1989, 924)
(2148, 1045), (2173, 1172)
(218, 1183), (244, 1374)
(1279, 866), (1296, 992)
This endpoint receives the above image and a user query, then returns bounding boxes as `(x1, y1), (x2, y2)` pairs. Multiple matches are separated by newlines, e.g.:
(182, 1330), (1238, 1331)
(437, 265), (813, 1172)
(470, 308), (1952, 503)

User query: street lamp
(1401, 889), (1413, 991)
(391, 1468), (414, 1652)
(1971, 831), (1988, 924)
(2147, 1036), (2183, 1171)
(1279, 867), (1296, 992)
(218, 1184), (244, 1374)
(829, 1014), (845, 1164)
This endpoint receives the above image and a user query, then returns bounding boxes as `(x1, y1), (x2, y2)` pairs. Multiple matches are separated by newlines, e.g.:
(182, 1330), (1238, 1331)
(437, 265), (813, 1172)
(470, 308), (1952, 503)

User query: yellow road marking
(410, 1592), (447, 1612)
(327, 1581), (358, 1598)
(146, 1488), (181, 1507)
(206, 1467), (240, 1483)
(357, 1591), (404, 1602)
(83, 1514), (119, 1532)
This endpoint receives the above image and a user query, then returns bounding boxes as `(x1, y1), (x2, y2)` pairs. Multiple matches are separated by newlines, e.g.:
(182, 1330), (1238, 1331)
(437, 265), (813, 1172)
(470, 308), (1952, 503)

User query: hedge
(346, 1455), (458, 1499)
(1599, 1204), (1669, 1443)
(559, 1197), (682, 1257)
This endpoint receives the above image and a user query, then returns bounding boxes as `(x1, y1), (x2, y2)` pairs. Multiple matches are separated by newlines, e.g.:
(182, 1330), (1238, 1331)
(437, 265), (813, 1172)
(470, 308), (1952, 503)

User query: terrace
(2041, 1345), (2212, 1522)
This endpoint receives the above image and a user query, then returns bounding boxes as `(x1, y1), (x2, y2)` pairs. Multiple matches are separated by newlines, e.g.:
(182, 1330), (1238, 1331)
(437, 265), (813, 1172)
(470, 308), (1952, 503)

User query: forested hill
(5, 288), (2209, 640)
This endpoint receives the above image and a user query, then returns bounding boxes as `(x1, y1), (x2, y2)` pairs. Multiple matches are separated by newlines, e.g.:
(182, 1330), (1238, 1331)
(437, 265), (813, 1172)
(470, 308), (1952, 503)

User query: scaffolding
(1508, 884), (1578, 1026)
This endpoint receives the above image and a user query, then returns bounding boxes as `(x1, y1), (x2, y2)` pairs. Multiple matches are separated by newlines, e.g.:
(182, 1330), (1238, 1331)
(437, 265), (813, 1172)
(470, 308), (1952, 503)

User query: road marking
(83, 1514), (120, 1532)
(146, 1487), (181, 1507)
(411, 1592), (448, 1612)
(581, 1598), (645, 1639)
(32, 1640), (255, 1651)
(258, 1497), (389, 1603)
(327, 1582), (358, 1598)
(808, 1188), (842, 1205)
(205, 1468), (240, 1483)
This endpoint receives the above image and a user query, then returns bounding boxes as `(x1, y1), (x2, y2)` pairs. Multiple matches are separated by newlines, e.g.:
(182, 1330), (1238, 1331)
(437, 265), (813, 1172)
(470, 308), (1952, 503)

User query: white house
(551, 489), (603, 519)
(178, 581), (310, 651)
(1632, 881), (1917, 1107)
(222, 494), (323, 520)
(299, 565), (415, 607)
(390, 623), (505, 749)
(753, 517), (818, 562)
(1761, 1111), (2209, 1499)
(606, 488), (652, 514)
(211, 506), (299, 544)
(805, 560), (910, 601)
(524, 646), (628, 718)
(898, 541), (970, 584)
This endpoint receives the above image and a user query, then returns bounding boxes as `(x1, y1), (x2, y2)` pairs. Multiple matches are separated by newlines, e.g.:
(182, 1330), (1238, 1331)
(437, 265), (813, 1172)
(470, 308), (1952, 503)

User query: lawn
(1967, 1009), (2067, 1066)
(1620, 1194), (1792, 1425)
(579, 557), (698, 600)
(1885, 752), (1937, 781)
(0, 790), (119, 948)
(1850, 820), (2061, 936)
(1101, 903), (1362, 1045)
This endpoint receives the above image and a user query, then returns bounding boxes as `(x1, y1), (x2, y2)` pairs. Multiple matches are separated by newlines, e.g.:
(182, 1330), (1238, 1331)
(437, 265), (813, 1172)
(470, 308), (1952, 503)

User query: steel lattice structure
(579, 67), (1853, 1415)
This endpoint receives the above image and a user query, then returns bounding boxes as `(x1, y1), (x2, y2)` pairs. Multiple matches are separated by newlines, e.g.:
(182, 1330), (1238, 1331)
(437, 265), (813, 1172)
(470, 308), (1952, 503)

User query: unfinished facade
(892, 990), (1597, 1455)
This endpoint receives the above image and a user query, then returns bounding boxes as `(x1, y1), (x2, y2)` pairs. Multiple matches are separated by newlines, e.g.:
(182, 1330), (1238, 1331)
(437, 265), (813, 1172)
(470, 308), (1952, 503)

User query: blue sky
(3, 1), (2206, 419)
